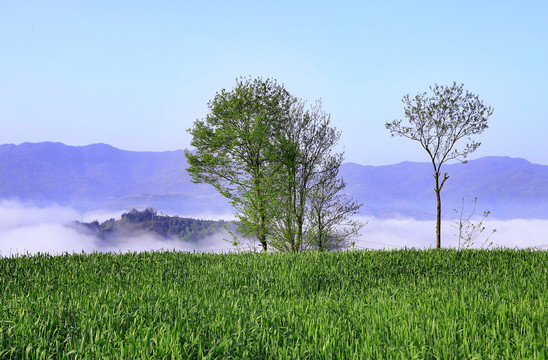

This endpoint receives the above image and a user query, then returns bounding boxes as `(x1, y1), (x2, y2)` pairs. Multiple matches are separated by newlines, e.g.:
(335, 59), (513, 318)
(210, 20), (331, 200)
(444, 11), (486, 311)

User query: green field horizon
(1, 249), (546, 359)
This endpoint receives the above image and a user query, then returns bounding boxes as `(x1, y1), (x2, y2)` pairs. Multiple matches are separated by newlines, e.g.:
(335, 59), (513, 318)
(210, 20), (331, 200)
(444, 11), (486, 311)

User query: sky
(1, 1), (547, 166)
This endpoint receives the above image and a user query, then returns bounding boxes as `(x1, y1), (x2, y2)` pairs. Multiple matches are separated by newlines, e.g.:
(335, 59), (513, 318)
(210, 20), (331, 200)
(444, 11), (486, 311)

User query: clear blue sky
(1, 1), (547, 165)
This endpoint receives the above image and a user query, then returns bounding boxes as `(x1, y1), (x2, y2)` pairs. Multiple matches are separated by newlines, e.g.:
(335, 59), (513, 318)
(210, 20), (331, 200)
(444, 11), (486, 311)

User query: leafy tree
(270, 100), (364, 252)
(308, 158), (364, 251)
(186, 77), (364, 252)
(185, 77), (296, 252)
(386, 82), (493, 248)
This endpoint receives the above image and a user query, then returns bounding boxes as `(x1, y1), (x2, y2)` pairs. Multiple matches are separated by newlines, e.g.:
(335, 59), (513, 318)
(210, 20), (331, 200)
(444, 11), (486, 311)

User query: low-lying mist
(1, 200), (546, 257)
(357, 216), (548, 250)
(0, 200), (236, 257)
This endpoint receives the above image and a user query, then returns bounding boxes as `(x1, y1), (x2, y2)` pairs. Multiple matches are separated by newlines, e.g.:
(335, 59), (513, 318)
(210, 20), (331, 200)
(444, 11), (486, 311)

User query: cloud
(0, 200), (80, 230)
(356, 216), (548, 250)
(90, 228), (236, 254)
(0, 222), (97, 256)
(0, 200), (237, 257)
(1, 201), (546, 257)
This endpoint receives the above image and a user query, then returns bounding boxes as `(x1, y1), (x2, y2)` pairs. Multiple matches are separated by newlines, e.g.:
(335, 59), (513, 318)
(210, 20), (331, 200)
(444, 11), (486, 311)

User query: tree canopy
(186, 77), (363, 252)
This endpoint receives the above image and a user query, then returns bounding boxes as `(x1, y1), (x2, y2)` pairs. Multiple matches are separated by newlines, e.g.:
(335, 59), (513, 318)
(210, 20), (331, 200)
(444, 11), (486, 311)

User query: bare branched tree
(386, 82), (493, 248)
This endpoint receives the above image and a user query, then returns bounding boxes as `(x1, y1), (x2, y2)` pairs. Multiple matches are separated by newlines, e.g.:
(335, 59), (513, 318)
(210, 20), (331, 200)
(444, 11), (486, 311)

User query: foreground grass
(0, 249), (546, 359)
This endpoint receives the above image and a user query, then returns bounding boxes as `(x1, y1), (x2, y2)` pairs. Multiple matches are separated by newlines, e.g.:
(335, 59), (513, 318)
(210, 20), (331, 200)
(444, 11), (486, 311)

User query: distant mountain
(0, 142), (231, 214)
(1, 142), (547, 220)
(342, 157), (548, 219)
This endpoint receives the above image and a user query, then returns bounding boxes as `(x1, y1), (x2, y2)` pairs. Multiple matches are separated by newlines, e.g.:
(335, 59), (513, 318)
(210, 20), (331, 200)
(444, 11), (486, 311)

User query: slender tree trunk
(296, 220), (303, 252)
(435, 186), (442, 249)
(258, 187), (267, 253)
(260, 213), (267, 253)
(433, 170), (448, 249)
(317, 210), (324, 251)
(254, 172), (268, 253)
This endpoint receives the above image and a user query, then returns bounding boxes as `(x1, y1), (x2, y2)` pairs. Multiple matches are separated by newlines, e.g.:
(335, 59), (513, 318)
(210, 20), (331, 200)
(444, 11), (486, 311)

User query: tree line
(186, 77), (493, 251)
(76, 208), (230, 242)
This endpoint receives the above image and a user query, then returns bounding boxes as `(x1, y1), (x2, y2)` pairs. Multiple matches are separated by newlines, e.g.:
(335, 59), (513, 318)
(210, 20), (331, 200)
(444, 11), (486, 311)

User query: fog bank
(1, 201), (546, 257)
(0, 201), (235, 257)
(358, 217), (548, 250)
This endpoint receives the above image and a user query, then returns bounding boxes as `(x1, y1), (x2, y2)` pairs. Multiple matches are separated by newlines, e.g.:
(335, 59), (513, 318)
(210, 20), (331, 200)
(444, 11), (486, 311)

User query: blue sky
(1, 1), (547, 165)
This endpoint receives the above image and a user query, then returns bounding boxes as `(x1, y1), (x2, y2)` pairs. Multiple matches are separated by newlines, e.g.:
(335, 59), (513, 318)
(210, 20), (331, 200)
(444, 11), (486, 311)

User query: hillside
(1, 142), (547, 219)
(73, 208), (232, 243)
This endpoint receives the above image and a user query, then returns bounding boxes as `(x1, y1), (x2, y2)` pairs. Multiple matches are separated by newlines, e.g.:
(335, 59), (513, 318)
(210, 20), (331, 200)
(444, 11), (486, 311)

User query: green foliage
(1, 250), (546, 359)
(186, 77), (364, 252)
(386, 82), (494, 248)
(386, 82), (493, 165)
(186, 77), (296, 251)
(270, 100), (364, 252)
(77, 208), (229, 243)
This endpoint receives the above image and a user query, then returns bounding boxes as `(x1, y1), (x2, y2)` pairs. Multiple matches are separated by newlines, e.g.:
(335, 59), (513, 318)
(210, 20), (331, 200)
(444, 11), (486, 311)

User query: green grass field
(1, 249), (546, 359)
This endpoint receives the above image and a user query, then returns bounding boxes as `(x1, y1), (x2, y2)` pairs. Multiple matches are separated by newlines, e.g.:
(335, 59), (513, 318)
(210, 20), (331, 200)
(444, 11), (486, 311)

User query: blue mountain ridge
(0, 142), (547, 220)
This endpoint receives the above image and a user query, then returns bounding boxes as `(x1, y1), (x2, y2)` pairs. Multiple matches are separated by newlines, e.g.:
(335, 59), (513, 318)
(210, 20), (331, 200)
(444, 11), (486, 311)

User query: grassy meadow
(0, 249), (546, 359)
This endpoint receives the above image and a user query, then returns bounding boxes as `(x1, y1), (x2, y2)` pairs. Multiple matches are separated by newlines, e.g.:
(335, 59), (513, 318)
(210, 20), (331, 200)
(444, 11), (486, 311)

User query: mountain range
(1, 142), (547, 220)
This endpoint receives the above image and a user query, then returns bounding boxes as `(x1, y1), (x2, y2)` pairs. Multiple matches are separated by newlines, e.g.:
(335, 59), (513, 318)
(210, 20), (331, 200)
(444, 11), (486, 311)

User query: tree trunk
(434, 172), (442, 249)
(317, 210), (324, 251)
(260, 238), (268, 252)
(435, 187), (442, 249)
(433, 170), (450, 249)
(260, 213), (268, 253)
